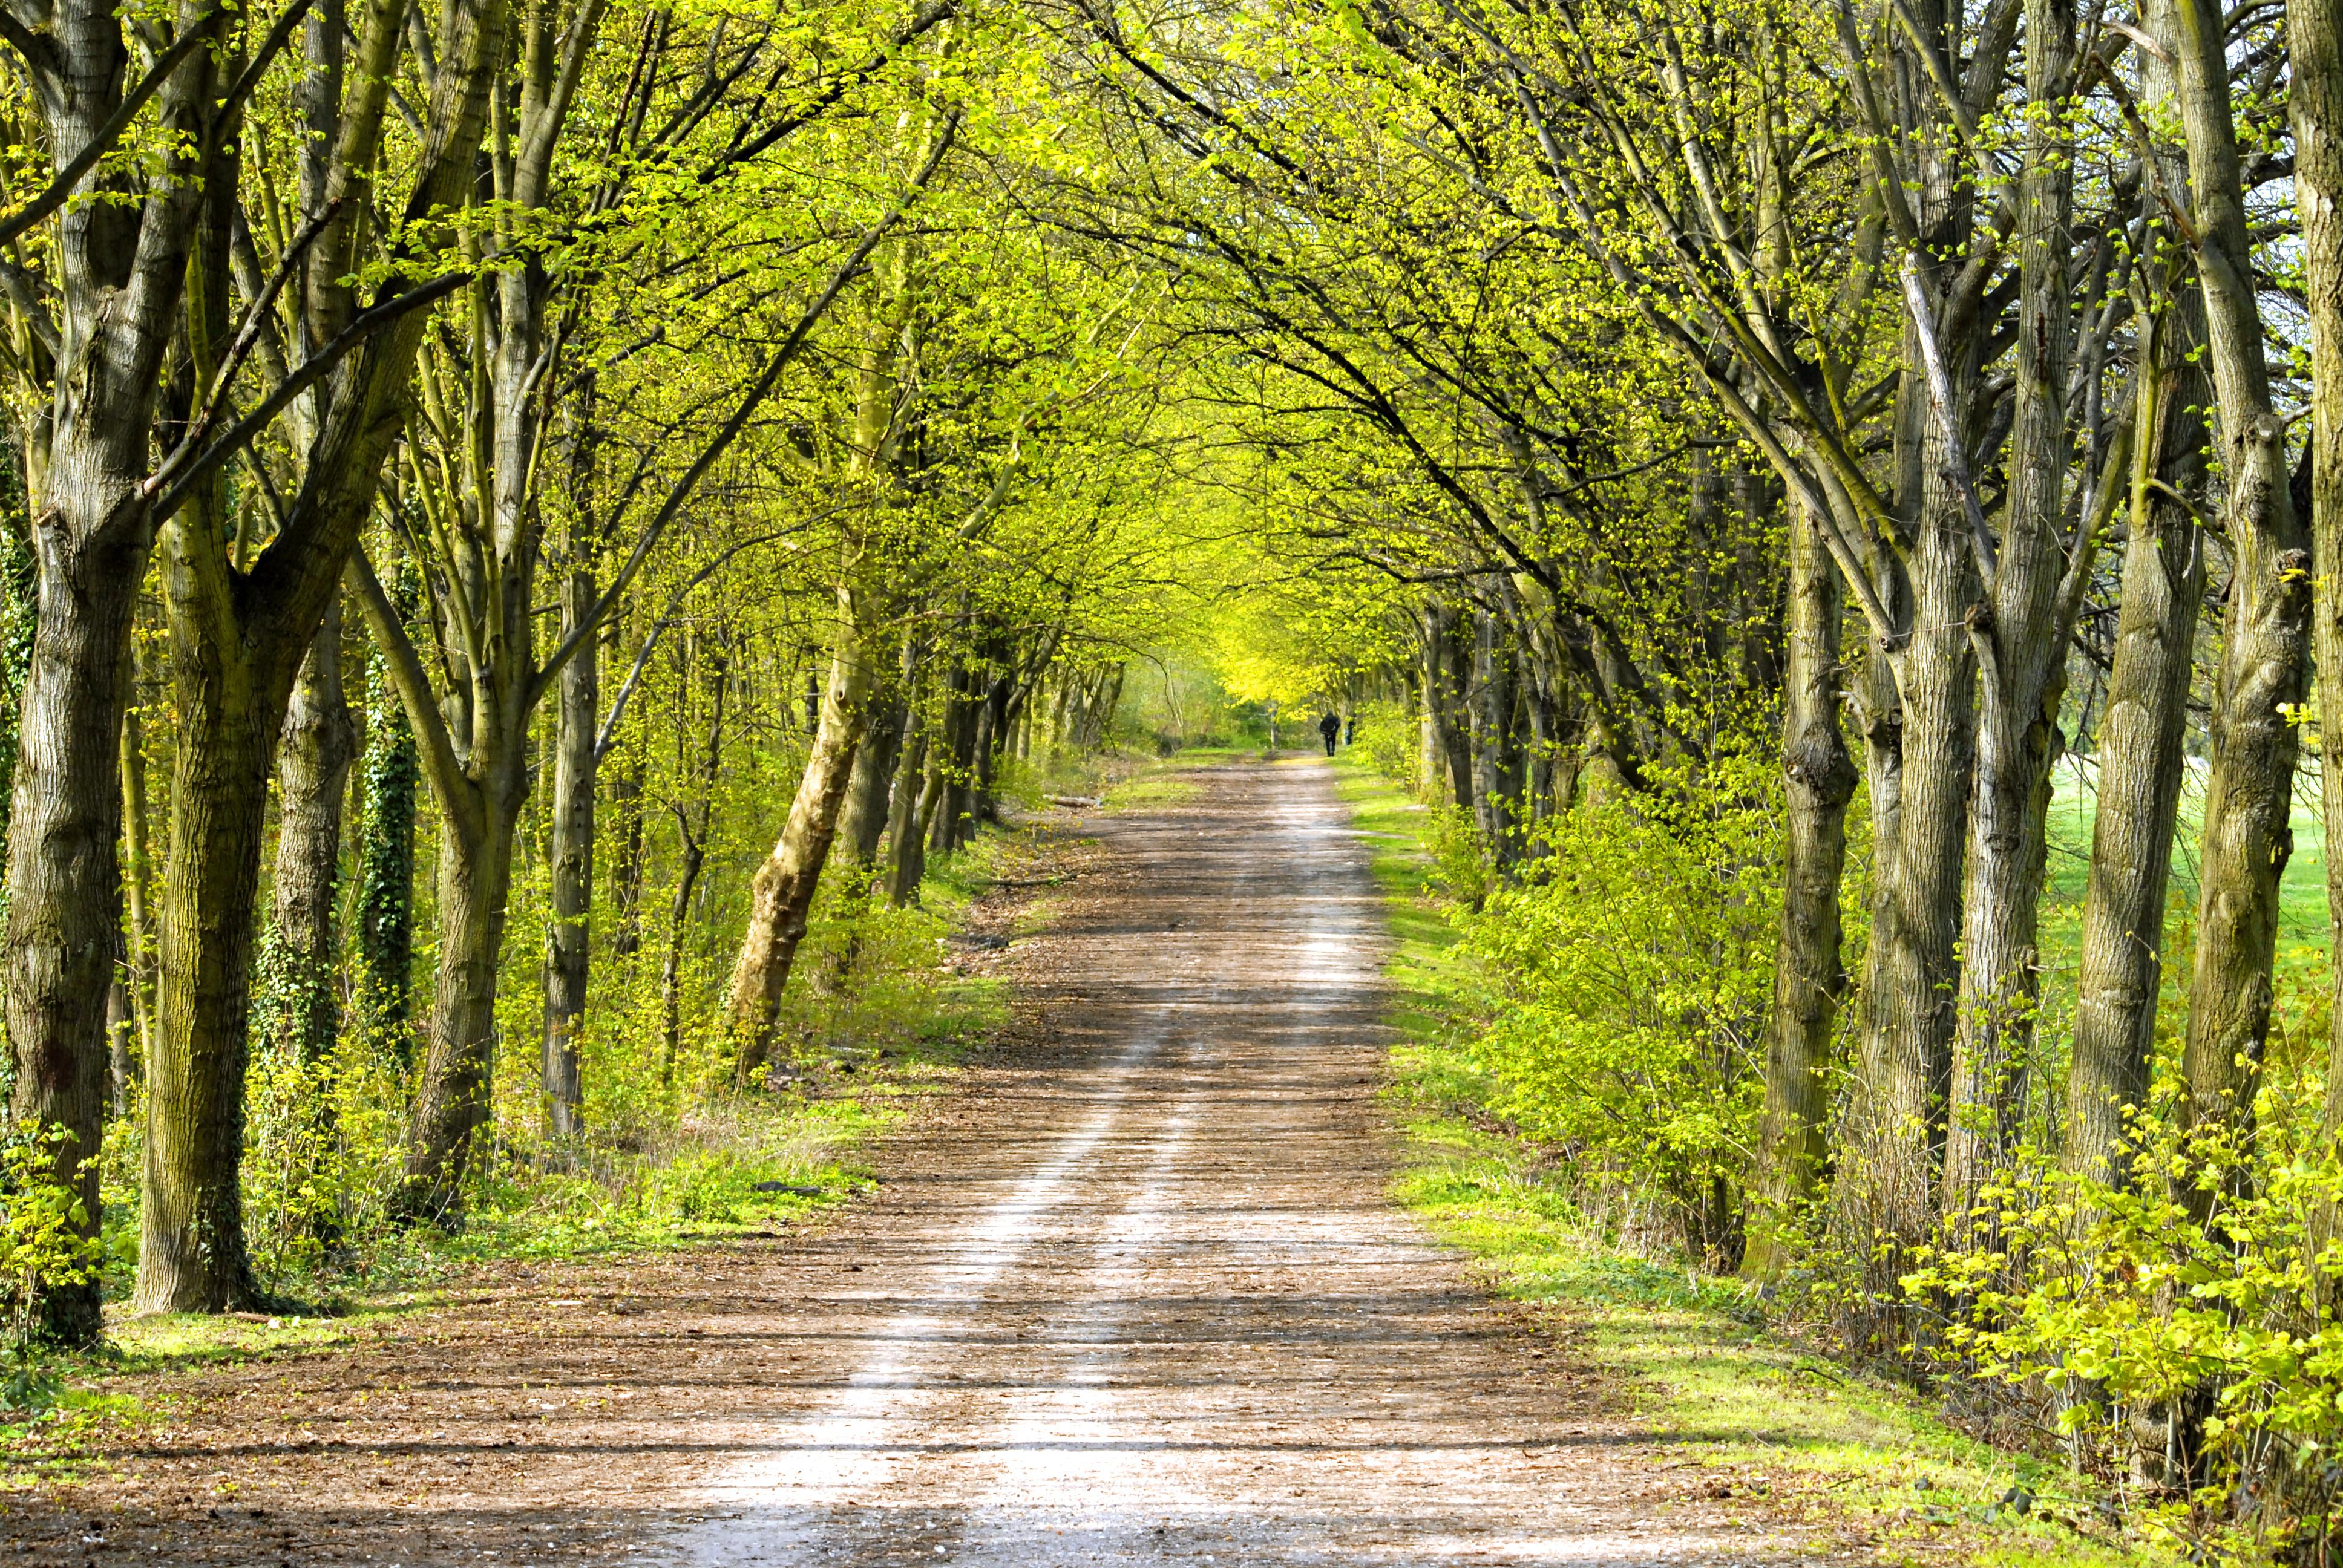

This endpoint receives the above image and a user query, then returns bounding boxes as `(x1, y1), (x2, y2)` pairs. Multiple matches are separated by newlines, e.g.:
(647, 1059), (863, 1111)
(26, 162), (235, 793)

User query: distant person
(1319, 710), (1341, 756)
(1344, 714), (1357, 746)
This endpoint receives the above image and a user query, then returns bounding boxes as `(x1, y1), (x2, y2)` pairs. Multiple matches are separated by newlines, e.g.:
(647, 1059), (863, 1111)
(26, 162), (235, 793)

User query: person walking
(1319, 710), (1341, 756)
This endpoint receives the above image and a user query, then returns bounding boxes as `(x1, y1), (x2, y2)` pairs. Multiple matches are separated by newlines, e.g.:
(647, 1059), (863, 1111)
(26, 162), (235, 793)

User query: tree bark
(883, 708), (932, 904)
(141, 0), (517, 1301)
(608, 750), (647, 958)
(0, 477), (31, 881)
(1745, 500), (1855, 1279)
(139, 562), (281, 1313)
(840, 697), (908, 874)
(118, 647), (156, 1081)
(353, 560), (420, 1037)
(4, 537), (144, 1341)
(398, 801), (520, 1222)
(928, 667), (978, 855)
(972, 671), (1012, 825)
(2, 0), (229, 1344)
(968, 682), (1001, 829)
(264, 606), (355, 1069)
(1846, 312), (1978, 1289)
(2292, 0), (2343, 1302)
(256, 607), (354, 1245)
(2170, 0), (2309, 1188)
(727, 583), (873, 1077)
(2068, 129), (2210, 1192)
(541, 570), (596, 1142)
(1941, 0), (2081, 1234)
(1420, 602), (1473, 806)
(1469, 606), (1525, 861)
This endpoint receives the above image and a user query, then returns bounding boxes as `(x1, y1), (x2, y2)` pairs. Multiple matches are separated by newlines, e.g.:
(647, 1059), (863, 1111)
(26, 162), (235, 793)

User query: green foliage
(1457, 771), (1777, 1255)
(241, 1012), (409, 1290)
(1354, 755), (2161, 1567)
(1906, 1061), (2343, 1564)
(0, 1126), (103, 1350)
(1350, 700), (1420, 791)
(350, 557), (421, 1043)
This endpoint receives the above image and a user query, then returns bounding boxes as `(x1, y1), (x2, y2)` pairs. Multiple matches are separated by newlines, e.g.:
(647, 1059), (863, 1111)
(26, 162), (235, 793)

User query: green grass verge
(1325, 748), (2174, 1568)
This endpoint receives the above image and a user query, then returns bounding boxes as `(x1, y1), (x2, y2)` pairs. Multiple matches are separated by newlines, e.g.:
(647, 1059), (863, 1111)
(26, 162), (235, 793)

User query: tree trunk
(608, 749), (647, 958)
(1745, 501), (1855, 1280)
(840, 697), (908, 874)
(2068, 141), (2209, 1192)
(540, 570), (595, 1142)
(2171, 0), (2310, 1191)
(1941, 0), (2080, 1234)
(1845, 302), (1978, 1311)
(727, 585), (873, 1076)
(143, 0), (513, 1281)
(257, 608), (354, 1246)
(137, 599), (282, 1313)
(105, 947), (133, 1119)
(118, 652), (156, 1081)
(972, 673), (1012, 825)
(929, 670), (978, 855)
(397, 800), (520, 1223)
(0, 0), (232, 1345)
(1416, 665), (1444, 803)
(3, 531), (145, 1341)
(1421, 602), (1474, 806)
(2292, 0), (2343, 1305)
(0, 478), (31, 882)
(661, 831), (709, 1088)
(884, 710), (932, 905)
(968, 682), (1001, 828)
(263, 607), (355, 1071)
(1469, 607), (1525, 861)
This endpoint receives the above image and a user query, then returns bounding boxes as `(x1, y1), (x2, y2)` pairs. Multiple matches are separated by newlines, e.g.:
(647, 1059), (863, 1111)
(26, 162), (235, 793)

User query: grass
(1326, 747), (2178, 1568)
(2038, 757), (2332, 1004)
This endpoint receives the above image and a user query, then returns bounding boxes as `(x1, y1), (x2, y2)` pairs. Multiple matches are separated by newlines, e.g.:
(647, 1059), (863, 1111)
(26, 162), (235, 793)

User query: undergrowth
(0, 809), (1078, 1485)
(1327, 746), (2174, 1568)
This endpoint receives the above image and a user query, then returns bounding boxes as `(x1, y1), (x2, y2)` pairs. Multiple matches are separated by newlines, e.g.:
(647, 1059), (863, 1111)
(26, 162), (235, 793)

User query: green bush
(1457, 772), (1777, 1269)
(1911, 1056), (2343, 1563)
(1351, 699), (1420, 789)
(0, 1123), (104, 1347)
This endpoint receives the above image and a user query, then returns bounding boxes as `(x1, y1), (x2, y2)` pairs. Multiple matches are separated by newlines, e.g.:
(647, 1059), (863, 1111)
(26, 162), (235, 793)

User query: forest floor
(0, 758), (2151, 1567)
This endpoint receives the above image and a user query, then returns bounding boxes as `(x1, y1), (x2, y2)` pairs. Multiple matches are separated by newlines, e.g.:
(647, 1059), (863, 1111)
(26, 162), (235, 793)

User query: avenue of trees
(0, 0), (1190, 1336)
(1034, 0), (2343, 1545)
(11, 0), (2343, 1547)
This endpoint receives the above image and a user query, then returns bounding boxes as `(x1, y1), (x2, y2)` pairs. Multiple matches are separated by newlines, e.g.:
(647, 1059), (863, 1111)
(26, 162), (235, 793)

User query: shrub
(0, 1123), (104, 1347)
(1457, 776), (1777, 1270)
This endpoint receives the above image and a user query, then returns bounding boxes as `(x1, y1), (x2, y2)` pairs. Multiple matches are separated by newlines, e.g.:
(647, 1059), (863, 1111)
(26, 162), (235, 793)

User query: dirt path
(664, 759), (1819, 1566)
(8, 759), (1850, 1567)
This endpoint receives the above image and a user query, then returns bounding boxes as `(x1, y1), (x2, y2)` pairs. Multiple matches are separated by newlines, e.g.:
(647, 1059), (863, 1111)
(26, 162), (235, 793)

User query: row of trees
(1043, 0), (2343, 1530)
(0, 0), (1191, 1344)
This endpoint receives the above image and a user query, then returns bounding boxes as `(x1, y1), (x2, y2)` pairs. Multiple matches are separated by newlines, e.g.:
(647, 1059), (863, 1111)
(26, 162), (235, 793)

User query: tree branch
(146, 270), (465, 520)
(346, 544), (474, 834)
(0, 9), (227, 247)
(526, 115), (962, 711)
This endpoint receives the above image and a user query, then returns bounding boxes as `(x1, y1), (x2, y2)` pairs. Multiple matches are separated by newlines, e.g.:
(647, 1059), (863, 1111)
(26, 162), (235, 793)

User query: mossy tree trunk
(541, 570), (597, 1142)
(2068, 64), (2209, 1193)
(1745, 501), (1855, 1279)
(2168, 0), (2310, 1199)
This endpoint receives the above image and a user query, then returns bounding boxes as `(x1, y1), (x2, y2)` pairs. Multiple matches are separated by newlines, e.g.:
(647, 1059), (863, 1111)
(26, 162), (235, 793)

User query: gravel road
(666, 759), (1809, 1567)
